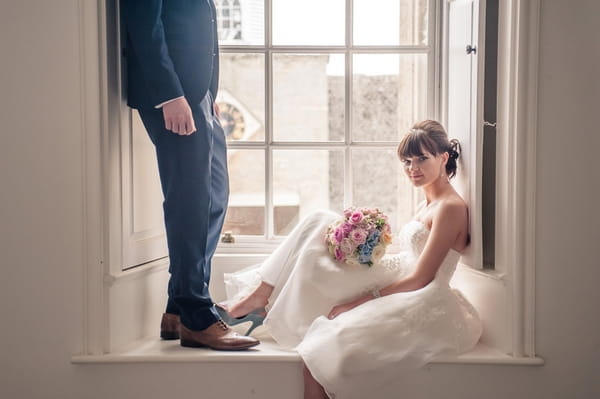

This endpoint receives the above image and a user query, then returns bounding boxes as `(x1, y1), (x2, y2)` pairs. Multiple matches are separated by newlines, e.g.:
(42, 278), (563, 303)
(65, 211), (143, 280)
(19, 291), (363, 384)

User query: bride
(220, 120), (482, 399)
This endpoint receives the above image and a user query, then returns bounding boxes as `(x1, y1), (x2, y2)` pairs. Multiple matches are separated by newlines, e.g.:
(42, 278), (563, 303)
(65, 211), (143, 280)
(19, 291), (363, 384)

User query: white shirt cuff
(155, 96), (184, 109)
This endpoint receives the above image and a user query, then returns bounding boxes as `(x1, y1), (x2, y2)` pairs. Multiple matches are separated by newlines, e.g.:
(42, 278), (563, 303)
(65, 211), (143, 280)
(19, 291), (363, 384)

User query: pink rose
(343, 208), (353, 218)
(350, 228), (367, 244)
(334, 247), (345, 261)
(341, 222), (353, 234)
(333, 227), (345, 243)
(349, 211), (364, 224)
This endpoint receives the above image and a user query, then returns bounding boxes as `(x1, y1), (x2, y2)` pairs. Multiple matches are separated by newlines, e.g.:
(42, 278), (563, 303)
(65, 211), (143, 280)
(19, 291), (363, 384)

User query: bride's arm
(327, 201), (465, 319)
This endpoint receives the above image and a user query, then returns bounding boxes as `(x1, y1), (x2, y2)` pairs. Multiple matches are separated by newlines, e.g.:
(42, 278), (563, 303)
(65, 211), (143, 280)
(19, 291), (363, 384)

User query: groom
(122, 0), (259, 350)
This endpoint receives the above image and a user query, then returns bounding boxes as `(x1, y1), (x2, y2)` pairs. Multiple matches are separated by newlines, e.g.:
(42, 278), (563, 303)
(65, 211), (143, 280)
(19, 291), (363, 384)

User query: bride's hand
(328, 298), (363, 319)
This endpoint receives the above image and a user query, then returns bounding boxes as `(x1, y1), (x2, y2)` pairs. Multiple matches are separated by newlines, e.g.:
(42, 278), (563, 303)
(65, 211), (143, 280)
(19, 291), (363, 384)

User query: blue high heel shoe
(215, 305), (266, 336)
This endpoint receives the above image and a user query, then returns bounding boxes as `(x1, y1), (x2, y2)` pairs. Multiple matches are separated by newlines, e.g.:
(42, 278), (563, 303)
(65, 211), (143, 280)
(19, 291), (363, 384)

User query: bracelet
(370, 288), (381, 299)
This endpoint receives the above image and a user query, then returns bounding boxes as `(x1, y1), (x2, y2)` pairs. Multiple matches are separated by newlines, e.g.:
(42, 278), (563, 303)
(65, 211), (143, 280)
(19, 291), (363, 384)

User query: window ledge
(72, 334), (544, 366)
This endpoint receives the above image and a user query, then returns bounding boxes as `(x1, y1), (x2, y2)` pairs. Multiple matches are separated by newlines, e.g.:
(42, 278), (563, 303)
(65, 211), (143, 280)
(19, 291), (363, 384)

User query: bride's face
(400, 150), (447, 187)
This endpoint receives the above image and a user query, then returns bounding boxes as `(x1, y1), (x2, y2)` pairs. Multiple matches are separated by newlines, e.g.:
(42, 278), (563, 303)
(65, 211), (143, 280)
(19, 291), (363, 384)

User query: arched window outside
(215, 0), (242, 41)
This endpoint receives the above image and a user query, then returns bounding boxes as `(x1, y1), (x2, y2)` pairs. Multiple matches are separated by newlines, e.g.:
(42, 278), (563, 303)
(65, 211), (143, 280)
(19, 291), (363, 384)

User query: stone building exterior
(215, 0), (428, 237)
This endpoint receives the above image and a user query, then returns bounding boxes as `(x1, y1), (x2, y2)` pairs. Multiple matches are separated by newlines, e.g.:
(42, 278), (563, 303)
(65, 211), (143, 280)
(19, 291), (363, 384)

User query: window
(87, 0), (539, 359)
(215, 0), (434, 248)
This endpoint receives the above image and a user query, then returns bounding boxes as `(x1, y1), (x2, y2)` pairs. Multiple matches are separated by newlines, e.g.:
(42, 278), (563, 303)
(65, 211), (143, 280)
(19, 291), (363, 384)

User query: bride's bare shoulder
(435, 194), (468, 222)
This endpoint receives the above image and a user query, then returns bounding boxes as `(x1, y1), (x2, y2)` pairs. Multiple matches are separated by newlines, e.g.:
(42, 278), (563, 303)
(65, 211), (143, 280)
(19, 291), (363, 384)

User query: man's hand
(162, 97), (196, 135)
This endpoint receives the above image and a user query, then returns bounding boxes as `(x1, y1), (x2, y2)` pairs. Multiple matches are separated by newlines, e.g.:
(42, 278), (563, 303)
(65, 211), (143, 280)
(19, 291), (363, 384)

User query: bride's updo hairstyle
(397, 120), (461, 179)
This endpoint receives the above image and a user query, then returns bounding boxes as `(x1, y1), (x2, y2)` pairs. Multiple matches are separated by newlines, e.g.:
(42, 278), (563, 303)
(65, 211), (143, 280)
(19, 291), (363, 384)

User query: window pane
(216, 0), (263, 45)
(223, 149), (265, 235)
(351, 149), (416, 233)
(273, 54), (345, 142)
(217, 53), (265, 142)
(353, 0), (429, 46)
(273, 150), (344, 235)
(352, 53), (427, 142)
(273, 0), (345, 46)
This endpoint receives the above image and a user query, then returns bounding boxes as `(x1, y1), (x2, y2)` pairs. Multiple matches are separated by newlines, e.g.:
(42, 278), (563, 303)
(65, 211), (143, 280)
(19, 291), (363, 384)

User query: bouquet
(325, 207), (393, 267)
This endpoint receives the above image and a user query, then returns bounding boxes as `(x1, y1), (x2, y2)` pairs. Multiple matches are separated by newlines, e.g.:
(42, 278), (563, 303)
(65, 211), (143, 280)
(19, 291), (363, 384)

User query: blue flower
(366, 230), (381, 247)
(358, 243), (374, 264)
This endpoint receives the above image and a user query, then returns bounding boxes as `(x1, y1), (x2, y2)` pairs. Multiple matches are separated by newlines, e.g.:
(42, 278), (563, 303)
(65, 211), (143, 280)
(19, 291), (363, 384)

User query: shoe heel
(245, 321), (259, 336)
(244, 314), (265, 336)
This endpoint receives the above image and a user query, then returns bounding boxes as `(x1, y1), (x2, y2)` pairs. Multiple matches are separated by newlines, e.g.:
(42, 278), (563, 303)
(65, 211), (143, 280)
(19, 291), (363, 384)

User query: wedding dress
(224, 210), (482, 398)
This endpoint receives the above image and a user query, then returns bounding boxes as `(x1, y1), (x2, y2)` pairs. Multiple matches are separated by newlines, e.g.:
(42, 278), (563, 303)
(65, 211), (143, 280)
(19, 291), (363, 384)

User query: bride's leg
(226, 210), (339, 318)
(303, 363), (328, 399)
(260, 210), (339, 297)
(227, 281), (273, 318)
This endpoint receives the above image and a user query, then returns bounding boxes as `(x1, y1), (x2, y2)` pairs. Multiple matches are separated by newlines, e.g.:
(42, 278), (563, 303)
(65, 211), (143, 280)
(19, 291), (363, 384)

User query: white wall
(1, 1), (598, 398)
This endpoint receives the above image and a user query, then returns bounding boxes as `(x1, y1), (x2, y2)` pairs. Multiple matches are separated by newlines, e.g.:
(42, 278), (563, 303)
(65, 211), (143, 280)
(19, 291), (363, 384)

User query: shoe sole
(180, 339), (260, 351)
(160, 331), (180, 340)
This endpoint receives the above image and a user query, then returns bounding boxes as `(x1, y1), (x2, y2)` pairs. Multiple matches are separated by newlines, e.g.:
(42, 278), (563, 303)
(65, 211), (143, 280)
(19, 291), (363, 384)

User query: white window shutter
(120, 109), (168, 269)
(446, 0), (484, 268)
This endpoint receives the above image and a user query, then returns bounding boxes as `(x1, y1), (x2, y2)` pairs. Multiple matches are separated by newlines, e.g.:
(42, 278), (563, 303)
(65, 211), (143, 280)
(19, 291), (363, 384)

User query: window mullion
(221, 46), (430, 53)
(343, 0), (353, 209)
(347, 0), (353, 50)
(267, 142), (399, 149)
(265, 0), (273, 240)
(425, 0), (440, 217)
(431, 0), (442, 120)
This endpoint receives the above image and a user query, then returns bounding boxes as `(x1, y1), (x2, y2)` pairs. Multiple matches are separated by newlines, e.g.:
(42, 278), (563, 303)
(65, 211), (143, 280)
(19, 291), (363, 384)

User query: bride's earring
(440, 168), (449, 181)
(440, 159), (449, 180)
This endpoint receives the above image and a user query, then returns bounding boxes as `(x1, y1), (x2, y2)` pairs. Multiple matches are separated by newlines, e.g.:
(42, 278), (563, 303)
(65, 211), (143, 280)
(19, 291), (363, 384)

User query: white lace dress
(224, 210), (482, 398)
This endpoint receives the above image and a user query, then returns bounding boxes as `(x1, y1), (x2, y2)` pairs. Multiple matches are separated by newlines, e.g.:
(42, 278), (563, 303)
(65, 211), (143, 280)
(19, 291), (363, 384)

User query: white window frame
(79, 0), (541, 362)
(493, 0), (539, 357)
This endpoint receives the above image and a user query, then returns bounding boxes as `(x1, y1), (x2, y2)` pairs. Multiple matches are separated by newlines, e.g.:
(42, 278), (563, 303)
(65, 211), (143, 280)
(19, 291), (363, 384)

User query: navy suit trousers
(138, 93), (228, 331)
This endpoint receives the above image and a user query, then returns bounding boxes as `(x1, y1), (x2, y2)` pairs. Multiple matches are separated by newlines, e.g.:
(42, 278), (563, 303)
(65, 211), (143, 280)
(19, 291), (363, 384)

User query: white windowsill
(93, 257), (542, 367)
(72, 334), (544, 366)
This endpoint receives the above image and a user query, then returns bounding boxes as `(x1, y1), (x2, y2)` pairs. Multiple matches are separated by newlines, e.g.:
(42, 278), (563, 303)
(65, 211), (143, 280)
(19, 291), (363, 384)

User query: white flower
(345, 257), (361, 267)
(340, 238), (355, 255)
(371, 244), (386, 263)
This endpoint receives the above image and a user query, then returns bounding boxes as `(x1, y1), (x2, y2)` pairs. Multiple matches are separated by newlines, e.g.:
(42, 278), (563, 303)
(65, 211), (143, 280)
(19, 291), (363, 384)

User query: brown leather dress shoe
(160, 313), (181, 340)
(180, 320), (260, 350)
